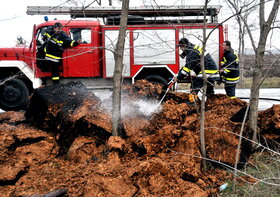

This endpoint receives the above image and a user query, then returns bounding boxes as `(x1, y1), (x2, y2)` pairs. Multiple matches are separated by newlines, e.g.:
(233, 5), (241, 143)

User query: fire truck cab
(0, 5), (224, 111)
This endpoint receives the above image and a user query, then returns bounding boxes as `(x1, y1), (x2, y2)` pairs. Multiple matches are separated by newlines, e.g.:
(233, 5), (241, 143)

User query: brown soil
(0, 81), (279, 197)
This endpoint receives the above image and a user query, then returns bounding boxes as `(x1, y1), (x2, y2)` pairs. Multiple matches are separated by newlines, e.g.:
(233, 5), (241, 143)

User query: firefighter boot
(52, 76), (60, 85)
(53, 80), (59, 85)
(41, 78), (47, 86)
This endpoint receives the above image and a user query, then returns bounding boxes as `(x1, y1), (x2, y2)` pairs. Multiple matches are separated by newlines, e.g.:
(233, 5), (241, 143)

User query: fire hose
(157, 76), (199, 106)
(238, 97), (280, 102)
(157, 77), (176, 106)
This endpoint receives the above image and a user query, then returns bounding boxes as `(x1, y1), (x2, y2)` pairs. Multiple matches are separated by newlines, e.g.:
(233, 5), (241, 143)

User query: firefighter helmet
(178, 38), (189, 46)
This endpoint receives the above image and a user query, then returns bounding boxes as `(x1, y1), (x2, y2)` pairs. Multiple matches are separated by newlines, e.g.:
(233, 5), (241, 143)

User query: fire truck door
(64, 28), (97, 77)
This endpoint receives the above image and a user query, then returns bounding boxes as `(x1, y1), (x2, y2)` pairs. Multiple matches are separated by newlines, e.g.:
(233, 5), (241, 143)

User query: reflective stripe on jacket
(44, 28), (79, 62)
(178, 44), (218, 80)
(221, 49), (240, 84)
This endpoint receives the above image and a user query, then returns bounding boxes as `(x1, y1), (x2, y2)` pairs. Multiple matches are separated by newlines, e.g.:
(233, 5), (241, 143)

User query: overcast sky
(0, 0), (70, 47)
(0, 0), (279, 51)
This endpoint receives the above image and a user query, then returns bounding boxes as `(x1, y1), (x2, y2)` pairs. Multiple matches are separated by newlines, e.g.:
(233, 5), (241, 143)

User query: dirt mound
(122, 79), (163, 100)
(258, 104), (280, 148)
(0, 81), (279, 196)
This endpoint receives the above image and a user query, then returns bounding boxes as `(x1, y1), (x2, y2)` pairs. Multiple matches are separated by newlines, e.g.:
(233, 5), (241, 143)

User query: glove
(217, 79), (223, 85)
(180, 51), (186, 59)
(190, 70), (196, 77)
(188, 94), (198, 103)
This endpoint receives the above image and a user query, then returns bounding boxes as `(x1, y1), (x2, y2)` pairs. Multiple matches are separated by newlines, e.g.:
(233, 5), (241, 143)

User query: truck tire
(0, 78), (29, 111)
(145, 75), (169, 88)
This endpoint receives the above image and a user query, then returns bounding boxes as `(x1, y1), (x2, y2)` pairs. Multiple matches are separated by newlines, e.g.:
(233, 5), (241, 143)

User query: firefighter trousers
(191, 78), (215, 95)
(47, 59), (62, 84)
(225, 83), (236, 98)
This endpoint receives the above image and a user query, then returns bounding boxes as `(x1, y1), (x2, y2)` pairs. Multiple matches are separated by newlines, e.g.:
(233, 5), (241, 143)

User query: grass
(219, 152), (280, 197)
(237, 77), (280, 89)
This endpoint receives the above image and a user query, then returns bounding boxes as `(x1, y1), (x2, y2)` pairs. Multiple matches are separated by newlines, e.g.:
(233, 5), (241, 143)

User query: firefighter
(175, 38), (219, 102)
(44, 22), (81, 84)
(220, 40), (240, 98)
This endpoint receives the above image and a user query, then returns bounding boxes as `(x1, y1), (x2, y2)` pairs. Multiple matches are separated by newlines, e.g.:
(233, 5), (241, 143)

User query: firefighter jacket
(44, 28), (79, 62)
(220, 49), (240, 84)
(177, 44), (218, 80)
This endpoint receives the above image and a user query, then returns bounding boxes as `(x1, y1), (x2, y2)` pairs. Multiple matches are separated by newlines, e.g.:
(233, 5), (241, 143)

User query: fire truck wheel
(0, 78), (29, 111)
(145, 75), (168, 88)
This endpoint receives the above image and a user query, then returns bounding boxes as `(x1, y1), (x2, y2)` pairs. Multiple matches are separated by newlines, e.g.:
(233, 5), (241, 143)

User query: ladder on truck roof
(26, 5), (221, 23)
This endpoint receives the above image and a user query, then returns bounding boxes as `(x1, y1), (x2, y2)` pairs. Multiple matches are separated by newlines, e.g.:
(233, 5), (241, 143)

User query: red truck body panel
(0, 47), (33, 67)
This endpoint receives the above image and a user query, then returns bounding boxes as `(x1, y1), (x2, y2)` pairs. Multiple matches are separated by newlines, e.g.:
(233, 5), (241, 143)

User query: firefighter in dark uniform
(44, 22), (81, 84)
(175, 38), (219, 101)
(220, 40), (240, 98)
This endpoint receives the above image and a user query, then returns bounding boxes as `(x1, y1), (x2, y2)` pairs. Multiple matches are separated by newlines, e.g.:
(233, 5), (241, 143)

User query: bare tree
(245, 0), (280, 147)
(112, 0), (130, 136)
(66, 0), (128, 136)
(197, 0), (210, 170)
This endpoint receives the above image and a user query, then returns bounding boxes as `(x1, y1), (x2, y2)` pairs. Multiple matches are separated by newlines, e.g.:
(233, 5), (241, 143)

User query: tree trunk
(249, 66), (261, 146)
(249, 51), (264, 147)
(199, 77), (207, 170)
(199, 0), (209, 170)
(112, 0), (129, 136)
(238, 18), (246, 88)
(239, 33), (245, 87)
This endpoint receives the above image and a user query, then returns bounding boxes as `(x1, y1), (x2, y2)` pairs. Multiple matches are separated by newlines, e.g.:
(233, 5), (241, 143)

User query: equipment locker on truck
(0, 5), (224, 111)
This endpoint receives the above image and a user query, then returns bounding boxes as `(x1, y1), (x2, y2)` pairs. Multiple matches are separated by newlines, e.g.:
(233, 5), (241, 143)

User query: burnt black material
(25, 81), (112, 155)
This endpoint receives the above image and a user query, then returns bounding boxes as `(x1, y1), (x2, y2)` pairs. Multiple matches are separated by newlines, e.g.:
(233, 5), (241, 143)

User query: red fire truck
(0, 5), (224, 111)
